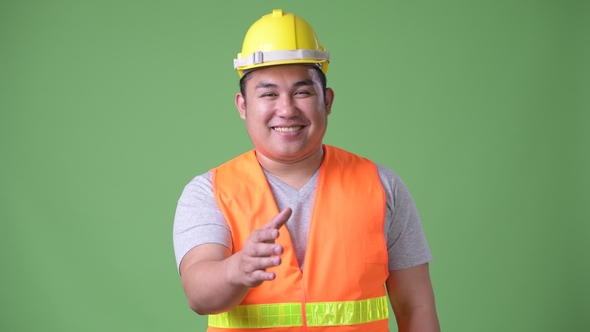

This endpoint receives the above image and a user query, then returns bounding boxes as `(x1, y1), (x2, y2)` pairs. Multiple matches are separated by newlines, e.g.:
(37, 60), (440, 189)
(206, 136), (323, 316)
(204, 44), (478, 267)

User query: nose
(275, 94), (300, 118)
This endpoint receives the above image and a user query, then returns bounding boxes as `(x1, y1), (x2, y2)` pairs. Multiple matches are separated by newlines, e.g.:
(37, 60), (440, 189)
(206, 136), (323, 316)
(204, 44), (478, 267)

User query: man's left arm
(386, 263), (440, 332)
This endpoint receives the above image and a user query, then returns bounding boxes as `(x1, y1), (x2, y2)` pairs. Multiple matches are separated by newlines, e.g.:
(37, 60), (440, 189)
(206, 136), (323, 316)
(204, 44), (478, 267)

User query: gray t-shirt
(173, 163), (432, 272)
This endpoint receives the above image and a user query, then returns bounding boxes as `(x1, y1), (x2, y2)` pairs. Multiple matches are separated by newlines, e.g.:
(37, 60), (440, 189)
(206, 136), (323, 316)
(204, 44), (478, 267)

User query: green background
(1, 1), (588, 331)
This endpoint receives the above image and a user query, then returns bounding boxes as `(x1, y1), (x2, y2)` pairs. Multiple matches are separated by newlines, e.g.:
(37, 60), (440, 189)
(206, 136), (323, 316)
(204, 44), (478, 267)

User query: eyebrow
(294, 79), (314, 87)
(255, 79), (314, 89)
(255, 82), (278, 89)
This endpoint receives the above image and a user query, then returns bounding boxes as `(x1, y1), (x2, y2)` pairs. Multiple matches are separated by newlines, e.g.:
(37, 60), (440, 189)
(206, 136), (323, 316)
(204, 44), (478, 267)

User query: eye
(295, 90), (311, 96)
(261, 92), (278, 97)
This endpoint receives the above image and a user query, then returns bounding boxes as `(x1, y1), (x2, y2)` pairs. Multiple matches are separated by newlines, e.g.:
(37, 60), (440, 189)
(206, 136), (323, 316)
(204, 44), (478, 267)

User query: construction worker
(173, 9), (440, 331)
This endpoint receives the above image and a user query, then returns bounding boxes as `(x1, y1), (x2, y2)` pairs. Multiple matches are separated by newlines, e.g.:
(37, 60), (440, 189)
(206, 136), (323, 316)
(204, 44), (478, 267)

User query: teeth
(274, 126), (302, 132)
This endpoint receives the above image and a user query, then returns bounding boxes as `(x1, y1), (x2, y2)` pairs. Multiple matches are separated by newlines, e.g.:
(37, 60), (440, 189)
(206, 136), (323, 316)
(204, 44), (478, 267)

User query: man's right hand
(229, 207), (292, 287)
(179, 207), (292, 314)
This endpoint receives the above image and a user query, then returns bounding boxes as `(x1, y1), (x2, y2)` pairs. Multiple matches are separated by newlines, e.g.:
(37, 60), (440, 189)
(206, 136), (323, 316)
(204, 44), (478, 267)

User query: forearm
(181, 254), (249, 315)
(387, 264), (440, 332)
(393, 304), (440, 332)
(179, 209), (291, 315)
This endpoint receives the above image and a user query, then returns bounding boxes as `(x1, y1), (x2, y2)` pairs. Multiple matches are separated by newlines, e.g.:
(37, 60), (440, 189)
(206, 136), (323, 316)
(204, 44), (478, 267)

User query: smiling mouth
(273, 126), (303, 132)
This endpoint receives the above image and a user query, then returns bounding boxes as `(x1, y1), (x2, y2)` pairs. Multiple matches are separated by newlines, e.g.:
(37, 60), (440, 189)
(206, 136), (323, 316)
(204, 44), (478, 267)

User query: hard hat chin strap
(234, 49), (330, 70)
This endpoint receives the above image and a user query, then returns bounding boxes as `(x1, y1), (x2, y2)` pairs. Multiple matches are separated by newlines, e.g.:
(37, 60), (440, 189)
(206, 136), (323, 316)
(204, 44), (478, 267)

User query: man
(174, 9), (440, 331)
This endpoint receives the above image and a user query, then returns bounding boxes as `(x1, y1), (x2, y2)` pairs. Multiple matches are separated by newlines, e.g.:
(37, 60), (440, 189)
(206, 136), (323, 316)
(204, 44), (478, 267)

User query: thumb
(262, 207), (292, 230)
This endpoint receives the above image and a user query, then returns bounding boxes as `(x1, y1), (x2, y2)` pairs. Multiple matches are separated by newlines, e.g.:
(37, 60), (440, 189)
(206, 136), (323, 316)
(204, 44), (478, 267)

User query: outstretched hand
(229, 208), (292, 288)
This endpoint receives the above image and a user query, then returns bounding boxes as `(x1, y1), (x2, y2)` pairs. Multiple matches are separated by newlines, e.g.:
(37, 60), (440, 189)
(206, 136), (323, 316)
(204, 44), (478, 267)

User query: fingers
(254, 208), (292, 244)
(234, 252), (282, 287)
(242, 240), (283, 260)
(262, 207), (292, 230)
(244, 270), (276, 287)
(241, 255), (281, 272)
(231, 208), (292, 288)
(250, 227), (280, 245)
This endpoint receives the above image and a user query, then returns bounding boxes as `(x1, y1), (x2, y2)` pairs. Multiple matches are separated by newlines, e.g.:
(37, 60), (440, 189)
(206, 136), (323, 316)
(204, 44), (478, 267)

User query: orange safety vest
(210, 145), (389, 331)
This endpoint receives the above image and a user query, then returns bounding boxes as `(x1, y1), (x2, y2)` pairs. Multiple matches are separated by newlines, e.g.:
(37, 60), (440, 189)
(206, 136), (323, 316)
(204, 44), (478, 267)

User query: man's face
(235, 65), (334, 164)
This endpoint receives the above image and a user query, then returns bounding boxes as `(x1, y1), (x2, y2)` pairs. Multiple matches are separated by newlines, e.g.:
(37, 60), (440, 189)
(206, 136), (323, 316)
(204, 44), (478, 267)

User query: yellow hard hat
(234, 9), (330, 77)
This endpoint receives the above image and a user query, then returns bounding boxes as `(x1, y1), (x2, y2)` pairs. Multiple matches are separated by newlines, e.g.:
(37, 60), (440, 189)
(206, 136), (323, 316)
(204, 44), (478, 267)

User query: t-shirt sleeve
(376, 164), (433, 270)
(172, 171), (232, 272)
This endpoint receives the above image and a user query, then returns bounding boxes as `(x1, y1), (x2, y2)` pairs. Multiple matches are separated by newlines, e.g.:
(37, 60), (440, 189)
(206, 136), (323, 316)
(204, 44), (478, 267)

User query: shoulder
(373, 163), (419, 215)
(178, 171), (214, 205)
(374, 163), (407, 194)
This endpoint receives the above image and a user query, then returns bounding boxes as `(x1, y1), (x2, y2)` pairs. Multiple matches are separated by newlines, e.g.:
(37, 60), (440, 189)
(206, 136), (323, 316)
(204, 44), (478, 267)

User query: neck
(256, 146), (324, 190)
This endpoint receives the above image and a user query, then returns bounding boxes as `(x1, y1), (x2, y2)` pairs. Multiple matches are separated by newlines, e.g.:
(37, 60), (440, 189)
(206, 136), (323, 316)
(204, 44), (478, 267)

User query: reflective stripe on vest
(209, 295), (388, 328)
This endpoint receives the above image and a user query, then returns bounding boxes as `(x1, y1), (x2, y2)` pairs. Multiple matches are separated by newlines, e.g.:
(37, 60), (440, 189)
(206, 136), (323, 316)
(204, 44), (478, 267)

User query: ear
(235, 92), (247, 120)
(324, 88), (335, 115)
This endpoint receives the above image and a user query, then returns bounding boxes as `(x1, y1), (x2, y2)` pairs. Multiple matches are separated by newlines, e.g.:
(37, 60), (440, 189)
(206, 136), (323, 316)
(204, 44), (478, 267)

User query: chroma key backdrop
(1, 1), (588, 331)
